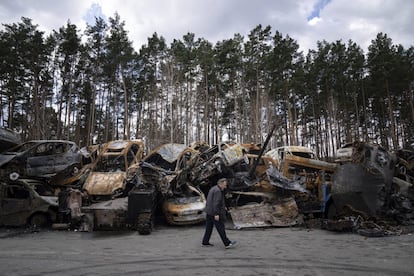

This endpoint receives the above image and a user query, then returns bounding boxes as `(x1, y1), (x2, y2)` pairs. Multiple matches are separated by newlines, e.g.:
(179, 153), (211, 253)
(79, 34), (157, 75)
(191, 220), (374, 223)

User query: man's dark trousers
(202, 214), (230, 246)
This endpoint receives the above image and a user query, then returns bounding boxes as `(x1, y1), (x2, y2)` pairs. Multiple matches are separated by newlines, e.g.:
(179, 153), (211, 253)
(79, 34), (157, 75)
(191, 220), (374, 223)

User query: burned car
(163, 183), (206, 225)
(190, 142), (250, 191)
(143, 143), (206, 225)
(266, 146), (317, 171)
(0, 140), (83, 181)
(82, 140), (145, 202)
(0, 179), (58, 227)
(80, 162), (161, 235)
(264, 145), (337, 215)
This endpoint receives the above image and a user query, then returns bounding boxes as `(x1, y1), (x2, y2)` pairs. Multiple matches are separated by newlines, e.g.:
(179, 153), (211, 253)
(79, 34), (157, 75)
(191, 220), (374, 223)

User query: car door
(26, 142), (56, 176)
(0, 183), (32, 226)
(54, 142), (78, 172)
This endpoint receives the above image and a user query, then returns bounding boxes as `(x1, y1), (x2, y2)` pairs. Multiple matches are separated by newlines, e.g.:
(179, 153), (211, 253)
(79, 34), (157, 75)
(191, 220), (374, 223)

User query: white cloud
(308, 17), (322, 26)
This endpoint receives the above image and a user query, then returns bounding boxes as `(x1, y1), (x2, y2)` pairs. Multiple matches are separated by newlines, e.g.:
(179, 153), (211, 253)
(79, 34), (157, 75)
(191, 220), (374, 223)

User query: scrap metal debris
(229, 193), (300, 229)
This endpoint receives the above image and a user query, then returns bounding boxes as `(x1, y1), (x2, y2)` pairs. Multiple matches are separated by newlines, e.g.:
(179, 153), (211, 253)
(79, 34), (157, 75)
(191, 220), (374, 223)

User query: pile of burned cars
(60, 140), (162, 235)
(2, 135), (414, 238)
(0, 140), (86, 228)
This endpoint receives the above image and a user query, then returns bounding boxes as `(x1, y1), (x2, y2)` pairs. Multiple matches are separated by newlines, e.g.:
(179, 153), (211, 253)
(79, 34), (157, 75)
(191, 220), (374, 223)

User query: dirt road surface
(1, 223), (413, 276)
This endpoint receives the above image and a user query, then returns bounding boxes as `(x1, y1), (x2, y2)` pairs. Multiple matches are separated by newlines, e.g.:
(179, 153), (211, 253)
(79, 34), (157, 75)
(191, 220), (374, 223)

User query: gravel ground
(1, 222), (414, 276)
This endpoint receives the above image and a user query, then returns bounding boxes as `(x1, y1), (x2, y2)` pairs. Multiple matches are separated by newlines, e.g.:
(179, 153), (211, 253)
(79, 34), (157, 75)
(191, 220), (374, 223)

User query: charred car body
(0, 179), (58, 227)
(82, 140), (145, 202)
(143, 143), (206, 226)
(0, 140), (83, 181)
(79, 140), (162, 234)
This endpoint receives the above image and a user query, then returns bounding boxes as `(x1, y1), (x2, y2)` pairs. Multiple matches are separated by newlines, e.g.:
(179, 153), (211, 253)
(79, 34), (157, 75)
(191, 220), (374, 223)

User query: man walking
(202, 178), (237, 249)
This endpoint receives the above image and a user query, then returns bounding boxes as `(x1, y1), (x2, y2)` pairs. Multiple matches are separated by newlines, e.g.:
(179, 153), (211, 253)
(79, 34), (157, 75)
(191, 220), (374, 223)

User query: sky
(0, 0), (413, 54)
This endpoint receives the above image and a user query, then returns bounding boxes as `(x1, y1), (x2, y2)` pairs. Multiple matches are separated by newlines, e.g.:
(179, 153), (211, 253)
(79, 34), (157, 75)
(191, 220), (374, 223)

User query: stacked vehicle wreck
(1, 134), (414, 237)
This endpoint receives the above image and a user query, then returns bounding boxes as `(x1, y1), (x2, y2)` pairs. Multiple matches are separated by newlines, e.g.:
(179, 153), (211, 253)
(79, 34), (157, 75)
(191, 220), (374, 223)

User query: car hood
(0, 153), (16, 167)
(83, 172), (126, 195)
(163, 197), (206, 213)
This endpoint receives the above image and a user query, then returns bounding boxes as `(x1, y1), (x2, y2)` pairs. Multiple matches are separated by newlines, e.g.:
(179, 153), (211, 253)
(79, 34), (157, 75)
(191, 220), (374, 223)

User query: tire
(137, 213), (152, 235)
(29, 213), (48, 228)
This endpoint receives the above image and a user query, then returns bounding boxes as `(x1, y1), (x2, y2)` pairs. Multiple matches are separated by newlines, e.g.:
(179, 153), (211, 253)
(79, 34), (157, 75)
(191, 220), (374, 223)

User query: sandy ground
(0, 222), (414, 276)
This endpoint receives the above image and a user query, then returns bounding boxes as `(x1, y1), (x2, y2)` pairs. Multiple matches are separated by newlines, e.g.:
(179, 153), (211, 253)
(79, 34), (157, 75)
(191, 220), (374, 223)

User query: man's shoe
(225, 241), (238, 249)
(202, 243), (214, 247)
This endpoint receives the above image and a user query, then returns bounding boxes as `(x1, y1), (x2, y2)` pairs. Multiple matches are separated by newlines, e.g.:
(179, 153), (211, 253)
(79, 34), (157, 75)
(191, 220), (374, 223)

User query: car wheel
(137, 213), (152, 235)
(29, 213), (48, 228)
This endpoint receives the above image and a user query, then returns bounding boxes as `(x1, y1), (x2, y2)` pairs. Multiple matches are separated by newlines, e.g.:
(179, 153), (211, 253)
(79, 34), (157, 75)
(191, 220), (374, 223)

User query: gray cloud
(1, 0), (412, 54)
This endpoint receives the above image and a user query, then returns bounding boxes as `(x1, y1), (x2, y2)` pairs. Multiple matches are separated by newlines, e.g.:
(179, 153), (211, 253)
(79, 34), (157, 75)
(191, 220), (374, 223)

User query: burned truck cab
(329, 142), (397, 218)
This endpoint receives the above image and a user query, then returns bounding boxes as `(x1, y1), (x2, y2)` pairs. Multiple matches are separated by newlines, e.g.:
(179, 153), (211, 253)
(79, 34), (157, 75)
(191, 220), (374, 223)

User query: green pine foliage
(0, 17), (413, 157)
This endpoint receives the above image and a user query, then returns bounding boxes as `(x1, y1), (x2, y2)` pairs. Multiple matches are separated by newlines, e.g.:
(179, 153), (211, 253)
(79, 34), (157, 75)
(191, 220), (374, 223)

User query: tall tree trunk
(385, 79), (397, 150)
(195, 87), (201, 141)
(361, 80), (369, 141)
(255, 65), (260, 142)
(354, 92), (359, 142)
(87, 83), (97, 146)
(121, 70), (129, 140)
(104, 86), (112, 142)
(214, 85), (218, 144)
(33, 77), (41, 139)
(66, 81), (72, 140)
(57, 80), (65, 140)
(285, 83), (296, 145)
(410, 84), (414, 126)
(203, 72), (209, 142)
